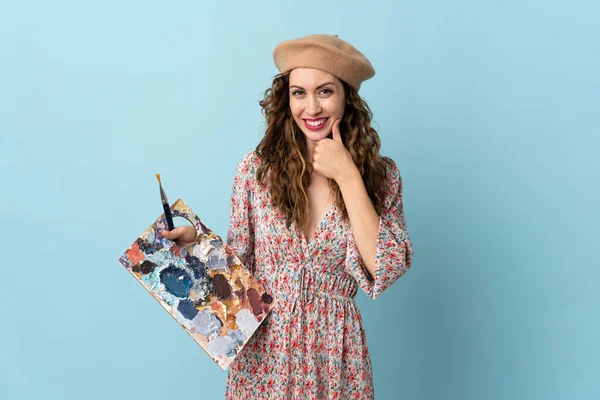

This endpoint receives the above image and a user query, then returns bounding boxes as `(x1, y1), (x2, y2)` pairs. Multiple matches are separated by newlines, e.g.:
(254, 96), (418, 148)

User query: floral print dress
(225, 151), (414, 399)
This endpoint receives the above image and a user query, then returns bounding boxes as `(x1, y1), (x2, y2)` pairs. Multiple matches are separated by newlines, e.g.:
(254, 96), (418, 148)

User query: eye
(291, 90), (304, 96)
(320, 88), (333, 95)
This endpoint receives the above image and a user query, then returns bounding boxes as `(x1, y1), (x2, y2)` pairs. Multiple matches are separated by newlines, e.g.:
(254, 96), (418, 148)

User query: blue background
(1, 0), (598, 399)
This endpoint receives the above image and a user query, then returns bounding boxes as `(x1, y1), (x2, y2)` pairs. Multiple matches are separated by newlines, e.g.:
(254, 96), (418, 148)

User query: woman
(164, 34), (414, 399)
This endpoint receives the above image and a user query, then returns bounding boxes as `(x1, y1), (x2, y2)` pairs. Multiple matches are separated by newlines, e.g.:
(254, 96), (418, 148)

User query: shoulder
(233, 151), (263, 189)
(380, 156), (404, 204)
(237, 150), (261, 169)
(235, 151), (262, 175)
(382, 156), (401, 187)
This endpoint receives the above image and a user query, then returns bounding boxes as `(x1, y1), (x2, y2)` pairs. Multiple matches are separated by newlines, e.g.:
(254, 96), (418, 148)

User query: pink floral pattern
(225, 151), (414, 399)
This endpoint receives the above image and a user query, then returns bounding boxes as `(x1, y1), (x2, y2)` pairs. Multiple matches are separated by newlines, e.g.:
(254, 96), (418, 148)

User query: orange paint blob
(125, 242), (145, 265)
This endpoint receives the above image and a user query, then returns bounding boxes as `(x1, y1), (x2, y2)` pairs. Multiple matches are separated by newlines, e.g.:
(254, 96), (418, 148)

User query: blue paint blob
(222, 330), (245, 357)
(207, 336), (232, 357)
(159, 265), (192, 298)
(194, 310), (223, 337)
(177, 299), (198, 320)
(207, 249), (226, 270)
(229, 329), (245, 346)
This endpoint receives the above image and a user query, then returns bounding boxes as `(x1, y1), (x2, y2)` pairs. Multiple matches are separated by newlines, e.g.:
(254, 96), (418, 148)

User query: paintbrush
(156, 174), (175, 231)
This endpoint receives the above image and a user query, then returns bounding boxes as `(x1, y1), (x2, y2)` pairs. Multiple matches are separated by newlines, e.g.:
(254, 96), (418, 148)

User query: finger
(162, 227), (181, 239)
(332, 119), (342, 143)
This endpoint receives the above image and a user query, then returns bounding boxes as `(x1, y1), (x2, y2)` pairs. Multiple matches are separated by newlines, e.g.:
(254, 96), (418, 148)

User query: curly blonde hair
(255, 71), (390, 229)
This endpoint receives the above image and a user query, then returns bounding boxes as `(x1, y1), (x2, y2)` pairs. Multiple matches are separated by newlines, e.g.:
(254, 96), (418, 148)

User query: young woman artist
(163, 34), (414, 400)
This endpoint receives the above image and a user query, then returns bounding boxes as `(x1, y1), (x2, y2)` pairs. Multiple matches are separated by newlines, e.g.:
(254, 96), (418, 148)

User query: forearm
(337, 167), (380, 279)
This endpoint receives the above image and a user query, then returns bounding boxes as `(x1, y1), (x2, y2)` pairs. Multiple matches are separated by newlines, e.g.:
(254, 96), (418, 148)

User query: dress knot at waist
(269, 264), (357, 313)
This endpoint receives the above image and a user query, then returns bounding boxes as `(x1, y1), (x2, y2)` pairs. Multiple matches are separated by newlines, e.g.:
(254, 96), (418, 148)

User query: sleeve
(226, 152), (257, 274)
(344, 158), (414, 300)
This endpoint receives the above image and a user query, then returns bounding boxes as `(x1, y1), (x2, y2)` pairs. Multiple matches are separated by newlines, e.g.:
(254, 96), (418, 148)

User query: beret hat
(273, 34), (375, 91)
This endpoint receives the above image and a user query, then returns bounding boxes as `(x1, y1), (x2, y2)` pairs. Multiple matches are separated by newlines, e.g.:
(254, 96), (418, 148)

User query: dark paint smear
(140, 260), (157, 275)
(137, 236), (161, 254)
(136, 238), (151, 252)
(234, 280), (246, 302)
(199, 221), (210, 234)
(185, 254), (208, 279)
(262, 303), (272, 314)
(261, 293), (273, 304)
(226, 255), (234, 267)
(132, 264), (141, 273)
(160, 265), (193, 298)
(235, 289), (246, 302)
(177, 299), (198, 320)
(247, 288), (263, 316)
(212, 274), (232, 300)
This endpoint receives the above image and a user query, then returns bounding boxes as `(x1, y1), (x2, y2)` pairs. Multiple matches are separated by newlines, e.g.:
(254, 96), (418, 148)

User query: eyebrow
(289, 82), (335, 90)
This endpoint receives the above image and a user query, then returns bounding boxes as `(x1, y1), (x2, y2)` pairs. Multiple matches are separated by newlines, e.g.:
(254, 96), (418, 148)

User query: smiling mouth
(303, 118), (328, 131)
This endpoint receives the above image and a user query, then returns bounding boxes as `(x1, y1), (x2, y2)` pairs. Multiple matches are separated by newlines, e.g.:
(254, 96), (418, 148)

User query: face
(288, 68), (346, 145)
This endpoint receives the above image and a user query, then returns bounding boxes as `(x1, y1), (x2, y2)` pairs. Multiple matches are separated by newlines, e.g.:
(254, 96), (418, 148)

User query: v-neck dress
(224, 151), (414, 400)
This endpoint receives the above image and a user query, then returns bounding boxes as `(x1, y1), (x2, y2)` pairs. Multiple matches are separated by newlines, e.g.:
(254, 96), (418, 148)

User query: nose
(306, 95), (322, 116)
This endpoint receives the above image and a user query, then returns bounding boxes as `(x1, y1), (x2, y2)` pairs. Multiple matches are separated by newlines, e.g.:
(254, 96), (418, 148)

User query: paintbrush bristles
(157, 174), (169, 204)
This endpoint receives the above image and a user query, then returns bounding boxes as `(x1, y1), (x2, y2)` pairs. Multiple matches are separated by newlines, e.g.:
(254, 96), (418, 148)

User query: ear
(332, 119), (342, 143)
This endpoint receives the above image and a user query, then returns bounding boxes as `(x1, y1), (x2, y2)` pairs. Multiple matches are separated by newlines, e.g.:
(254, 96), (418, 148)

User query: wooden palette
(118, 199), (274, 370)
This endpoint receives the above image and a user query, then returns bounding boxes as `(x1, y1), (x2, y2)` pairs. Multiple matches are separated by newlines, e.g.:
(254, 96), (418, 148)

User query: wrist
(336, 165), (361, 190)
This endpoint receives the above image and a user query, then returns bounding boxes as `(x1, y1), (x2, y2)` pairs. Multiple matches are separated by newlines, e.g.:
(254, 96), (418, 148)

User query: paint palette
(118, 199), (275, 370)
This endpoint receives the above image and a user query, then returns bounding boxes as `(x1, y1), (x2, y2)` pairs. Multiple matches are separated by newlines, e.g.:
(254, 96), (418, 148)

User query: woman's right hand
(161, 225), (197, 247)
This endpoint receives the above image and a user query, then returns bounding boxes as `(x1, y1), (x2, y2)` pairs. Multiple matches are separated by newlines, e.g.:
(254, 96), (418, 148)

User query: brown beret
(273, 34), (375, 91)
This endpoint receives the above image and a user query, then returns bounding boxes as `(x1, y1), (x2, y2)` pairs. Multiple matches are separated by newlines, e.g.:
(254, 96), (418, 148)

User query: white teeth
(306, 118), (326, 127)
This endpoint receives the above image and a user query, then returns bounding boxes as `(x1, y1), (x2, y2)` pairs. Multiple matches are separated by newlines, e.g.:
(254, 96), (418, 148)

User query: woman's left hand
(312, 119), (358, 183)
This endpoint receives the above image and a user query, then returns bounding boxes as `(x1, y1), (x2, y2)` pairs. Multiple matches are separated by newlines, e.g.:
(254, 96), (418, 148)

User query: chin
(303, 129), (331, 142)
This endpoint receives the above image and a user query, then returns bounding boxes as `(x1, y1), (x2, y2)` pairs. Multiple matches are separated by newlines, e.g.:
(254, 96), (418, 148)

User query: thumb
(162, 228), (179, 239)
(332, 119), (342, 143)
